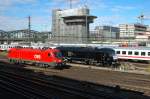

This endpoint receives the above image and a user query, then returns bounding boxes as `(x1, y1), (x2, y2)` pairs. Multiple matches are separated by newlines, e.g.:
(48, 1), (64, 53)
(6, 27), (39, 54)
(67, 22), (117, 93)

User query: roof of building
(62, 15), (97, 19)
(0, 30), (6, 32)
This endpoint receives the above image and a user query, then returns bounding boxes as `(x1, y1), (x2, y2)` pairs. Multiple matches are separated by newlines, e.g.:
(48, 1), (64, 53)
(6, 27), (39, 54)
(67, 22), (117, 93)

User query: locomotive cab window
(54, 52), (62, 58)
(128, 51), (132, 55)
(134, 52), (139, 55)
(122, 51), (126, 55)
(141, 52), (145, 56)
(116, 51), (120, 54)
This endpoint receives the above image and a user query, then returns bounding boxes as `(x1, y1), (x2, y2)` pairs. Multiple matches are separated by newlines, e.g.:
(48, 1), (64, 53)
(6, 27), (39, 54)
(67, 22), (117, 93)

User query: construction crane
(67, 0), (89, 9)
(28, 16), (31, 46)
(138, 13), (150, 24)
(67, 0), (80, 8)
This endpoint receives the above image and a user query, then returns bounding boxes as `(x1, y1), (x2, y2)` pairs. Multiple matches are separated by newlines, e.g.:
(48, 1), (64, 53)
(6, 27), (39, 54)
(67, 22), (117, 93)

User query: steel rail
(0, 72), (53, 99)
(0, 70), (124, 99)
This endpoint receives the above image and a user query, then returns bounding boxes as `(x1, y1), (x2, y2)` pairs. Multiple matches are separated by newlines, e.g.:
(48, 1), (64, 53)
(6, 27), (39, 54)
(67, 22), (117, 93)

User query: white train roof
(113, 47), (150, 51)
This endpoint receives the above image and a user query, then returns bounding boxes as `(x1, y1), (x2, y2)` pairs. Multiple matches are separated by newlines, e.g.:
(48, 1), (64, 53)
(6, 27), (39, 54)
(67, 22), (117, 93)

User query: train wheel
(54, 64), (63, 70)
(102, 62), (106, 67)
(44, 64), (49, 68)
(16, 60), (20, 64)
(38, 63), (48, 68)
(146, 60), (150, 64)
(18, 60), (22, 64)
(88, 60), (94, 65)
(69, 59), (72, 63)
(39, 63), (44, 67)
(21, 61), (25, 64)
(9, 59), (15, 64)
(11, 59), (15, 64)
(13, 59), (17, 64)
(33, 62), (37, 66)
(85, 60), (90, 65)
(9, 59), (12, 63)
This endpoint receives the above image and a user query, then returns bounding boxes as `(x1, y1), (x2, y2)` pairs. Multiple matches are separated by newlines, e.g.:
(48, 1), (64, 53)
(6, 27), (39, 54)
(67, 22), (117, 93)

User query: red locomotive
(7, 48), (65, 67)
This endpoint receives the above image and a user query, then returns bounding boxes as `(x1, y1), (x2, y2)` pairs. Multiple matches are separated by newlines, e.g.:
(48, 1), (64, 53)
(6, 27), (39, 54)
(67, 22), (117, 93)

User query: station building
(90, 26), (119, 42)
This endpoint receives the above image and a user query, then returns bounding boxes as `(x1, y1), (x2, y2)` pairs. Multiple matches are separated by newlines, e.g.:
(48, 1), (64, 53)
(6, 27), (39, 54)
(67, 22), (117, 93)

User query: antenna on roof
(69, 0), (72, 8)
(138, 12), (144, 24)
(28, 16), (31, 46)
(137, 12), (150, 25)
(83, 0), (88, 8)
(68, 0), (79, 9)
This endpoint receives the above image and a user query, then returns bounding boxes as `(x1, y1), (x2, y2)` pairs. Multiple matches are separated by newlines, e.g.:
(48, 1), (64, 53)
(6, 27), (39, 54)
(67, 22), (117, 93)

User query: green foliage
(0, 51), (8, 57)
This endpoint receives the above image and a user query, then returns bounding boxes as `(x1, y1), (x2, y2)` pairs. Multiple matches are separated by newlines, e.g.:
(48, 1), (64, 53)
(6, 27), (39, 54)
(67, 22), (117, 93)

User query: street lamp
(85, 6), (89, 44)
(86, 12), (88, 43)
(110, 25), (112, 43)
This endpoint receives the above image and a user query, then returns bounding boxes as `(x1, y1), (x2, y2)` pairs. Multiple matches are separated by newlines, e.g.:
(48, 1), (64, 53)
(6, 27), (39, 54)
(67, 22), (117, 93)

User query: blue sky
(0, 0), (150, 31)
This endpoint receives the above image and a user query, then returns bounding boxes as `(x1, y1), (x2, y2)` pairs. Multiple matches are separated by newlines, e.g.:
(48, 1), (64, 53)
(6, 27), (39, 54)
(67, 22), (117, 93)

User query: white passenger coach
(114, 47), (150, 61)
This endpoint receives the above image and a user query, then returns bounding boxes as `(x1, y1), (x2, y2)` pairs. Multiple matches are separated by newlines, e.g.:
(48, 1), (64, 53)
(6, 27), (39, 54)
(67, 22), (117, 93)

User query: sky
(0, 0), (150, 31)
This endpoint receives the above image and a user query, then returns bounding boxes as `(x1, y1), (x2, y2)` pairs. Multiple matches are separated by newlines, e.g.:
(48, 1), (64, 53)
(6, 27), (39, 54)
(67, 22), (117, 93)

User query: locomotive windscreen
(54, 52), (63, 58)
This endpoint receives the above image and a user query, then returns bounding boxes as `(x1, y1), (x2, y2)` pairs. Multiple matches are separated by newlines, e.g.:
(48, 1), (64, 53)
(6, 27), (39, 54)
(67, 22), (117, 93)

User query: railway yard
(0, 52), (150, 99)
(1, 0), (150, 98)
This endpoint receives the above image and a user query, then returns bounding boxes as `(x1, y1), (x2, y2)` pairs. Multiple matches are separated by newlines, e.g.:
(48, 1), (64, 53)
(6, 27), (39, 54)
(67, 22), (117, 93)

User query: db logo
(34, 54), (41, 59)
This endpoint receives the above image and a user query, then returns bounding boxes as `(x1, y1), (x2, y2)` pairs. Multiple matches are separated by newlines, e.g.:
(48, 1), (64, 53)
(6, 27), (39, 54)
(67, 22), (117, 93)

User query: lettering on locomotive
(34, 54), (41, 59)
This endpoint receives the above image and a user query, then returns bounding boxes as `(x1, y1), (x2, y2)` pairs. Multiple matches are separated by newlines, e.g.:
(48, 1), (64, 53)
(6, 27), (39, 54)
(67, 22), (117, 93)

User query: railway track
(0, 69), (135, 99)
(1, 69), (149, 99)
(0, 71), (69, 99)
(25, 65), (150, 95)
(0, 59), (150, 98)
(0, 70), (89, 99)
(0, 80), (47, 99)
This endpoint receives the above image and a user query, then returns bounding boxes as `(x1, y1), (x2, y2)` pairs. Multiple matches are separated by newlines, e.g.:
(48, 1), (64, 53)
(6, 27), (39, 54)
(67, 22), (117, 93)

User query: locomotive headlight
(58, 59), (62, 63)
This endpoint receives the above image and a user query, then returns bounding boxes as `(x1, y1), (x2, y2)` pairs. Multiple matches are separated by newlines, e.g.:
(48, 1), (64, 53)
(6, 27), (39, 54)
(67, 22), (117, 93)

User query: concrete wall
(52, 7), (96, 44)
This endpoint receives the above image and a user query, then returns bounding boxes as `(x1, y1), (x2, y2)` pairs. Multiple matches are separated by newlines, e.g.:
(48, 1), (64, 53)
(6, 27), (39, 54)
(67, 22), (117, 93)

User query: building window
(141, 52), (145, 56)
(122, 51), (126, 55)
(148, 52), (150, 56)
(134, 52), (139, 55)
(128, 51), (132, 55)
(116, 51), (120, 54)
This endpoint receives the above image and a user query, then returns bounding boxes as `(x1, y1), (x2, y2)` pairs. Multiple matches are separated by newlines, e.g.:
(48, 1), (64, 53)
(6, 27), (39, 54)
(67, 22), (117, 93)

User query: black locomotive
(57, 46), (118, 67)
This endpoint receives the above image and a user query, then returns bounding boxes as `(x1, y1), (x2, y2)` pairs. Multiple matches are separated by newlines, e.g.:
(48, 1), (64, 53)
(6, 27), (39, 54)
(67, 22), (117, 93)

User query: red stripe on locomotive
(117, 55), (150, 60)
